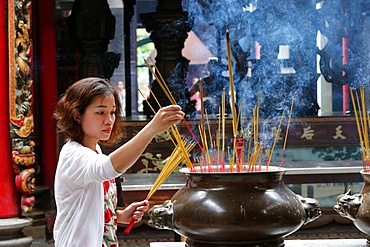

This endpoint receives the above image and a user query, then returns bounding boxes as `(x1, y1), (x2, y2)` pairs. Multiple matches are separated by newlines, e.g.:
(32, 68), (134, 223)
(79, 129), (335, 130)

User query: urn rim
(180, 165), (286, 174)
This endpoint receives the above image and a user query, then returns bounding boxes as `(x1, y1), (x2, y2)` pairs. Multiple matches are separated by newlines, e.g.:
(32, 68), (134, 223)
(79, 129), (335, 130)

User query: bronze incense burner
(334, 170), (370, 247)
(148, 166), (321, 247)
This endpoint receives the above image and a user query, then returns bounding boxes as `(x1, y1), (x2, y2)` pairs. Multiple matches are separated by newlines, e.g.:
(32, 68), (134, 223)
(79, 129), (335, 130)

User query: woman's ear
(73, 112), (81, 123)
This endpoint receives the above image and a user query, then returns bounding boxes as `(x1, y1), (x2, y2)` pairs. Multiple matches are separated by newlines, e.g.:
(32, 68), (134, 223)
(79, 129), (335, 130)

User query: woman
(53, 77), (184, 247)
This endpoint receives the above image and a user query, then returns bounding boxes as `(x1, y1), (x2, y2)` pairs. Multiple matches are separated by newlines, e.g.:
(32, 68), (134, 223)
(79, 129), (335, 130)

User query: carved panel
(8, 0), (36, 213)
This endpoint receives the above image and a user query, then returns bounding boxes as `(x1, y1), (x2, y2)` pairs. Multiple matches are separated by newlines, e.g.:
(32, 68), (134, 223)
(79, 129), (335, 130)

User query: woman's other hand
(117, 200), (150, 224)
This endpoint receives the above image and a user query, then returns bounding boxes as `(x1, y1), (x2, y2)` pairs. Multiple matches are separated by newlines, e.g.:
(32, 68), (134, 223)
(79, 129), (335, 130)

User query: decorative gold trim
(8, 0), (16, 119)
(9, 0), (34, 139)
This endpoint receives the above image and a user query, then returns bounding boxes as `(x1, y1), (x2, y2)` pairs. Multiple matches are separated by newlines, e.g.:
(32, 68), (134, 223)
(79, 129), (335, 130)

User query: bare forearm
(109, 105), (184, 173)
(109, 123), (156, 172)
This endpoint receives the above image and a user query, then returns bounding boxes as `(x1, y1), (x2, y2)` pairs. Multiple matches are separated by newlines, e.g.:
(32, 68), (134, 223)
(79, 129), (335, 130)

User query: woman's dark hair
(54, 77), (123, 145)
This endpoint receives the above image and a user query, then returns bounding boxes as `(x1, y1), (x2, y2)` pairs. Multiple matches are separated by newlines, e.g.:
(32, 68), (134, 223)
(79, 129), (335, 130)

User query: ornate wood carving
(8, 0), (36, 213)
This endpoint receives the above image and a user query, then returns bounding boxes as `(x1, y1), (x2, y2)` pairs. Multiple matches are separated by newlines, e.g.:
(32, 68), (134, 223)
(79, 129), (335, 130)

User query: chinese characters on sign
(333, 125), (347, 140)
(300, 125), (347, 142)
(298, 125), (347, 141)
(266, 122), (354, 147)
(250, 122), (354, 147)
(300, 126), (315, 140)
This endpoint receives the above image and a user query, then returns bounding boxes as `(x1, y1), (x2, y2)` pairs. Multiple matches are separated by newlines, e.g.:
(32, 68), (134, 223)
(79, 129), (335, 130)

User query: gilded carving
(153, 132), (172, 143)
(137, 151), (186, 173)
(8, 0), (36, 213)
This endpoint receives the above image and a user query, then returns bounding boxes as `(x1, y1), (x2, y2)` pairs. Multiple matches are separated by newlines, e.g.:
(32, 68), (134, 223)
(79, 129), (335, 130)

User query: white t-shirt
(53, 140), (121, 247)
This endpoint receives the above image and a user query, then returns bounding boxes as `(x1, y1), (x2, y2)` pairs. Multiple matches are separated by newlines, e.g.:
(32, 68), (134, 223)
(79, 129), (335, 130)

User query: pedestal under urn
(334, 170), (370, 247)
(148, 166), (322, 247)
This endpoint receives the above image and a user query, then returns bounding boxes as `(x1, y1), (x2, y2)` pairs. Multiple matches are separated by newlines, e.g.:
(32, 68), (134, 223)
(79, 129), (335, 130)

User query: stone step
(0, 236), (33, 247)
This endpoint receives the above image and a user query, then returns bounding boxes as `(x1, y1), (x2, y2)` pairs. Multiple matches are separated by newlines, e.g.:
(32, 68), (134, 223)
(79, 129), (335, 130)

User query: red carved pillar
(0, 0), (21, 218)
(34, 0), (58, 188)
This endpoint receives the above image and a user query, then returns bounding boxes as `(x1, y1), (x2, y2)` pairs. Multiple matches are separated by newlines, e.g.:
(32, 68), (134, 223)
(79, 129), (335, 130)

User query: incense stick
(221, 89), (226, 171)
(217, 106), (221, 171)
(147, 140), (195, 198)
(350, 87), (369, 171)
(279, 97), (294, 168)
(138, 89), (177, 147)
(142, 60), (198, 168)
(205, 109), (213, 150)
(225, 30), (237, 137)
(123, 140), (195, 234)
(144, 59), (175, 104)
(267, 111), (285, 169)
(361, 87), (369, 159)
(205, 109), (213, 172)
(199, 78), (206, 159)
(144, 59), (204, 154)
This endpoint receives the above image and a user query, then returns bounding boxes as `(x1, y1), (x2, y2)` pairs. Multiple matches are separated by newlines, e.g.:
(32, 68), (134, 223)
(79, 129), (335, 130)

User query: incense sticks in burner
(188, 30), (294, 173)
(141, 31), (293, 174)
(350, 86), (370, 172)
(190, 94), (293, 174)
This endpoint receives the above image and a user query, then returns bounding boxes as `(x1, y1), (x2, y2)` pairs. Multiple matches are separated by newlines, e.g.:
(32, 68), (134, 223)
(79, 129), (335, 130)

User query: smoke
(183, 0), (370, 118)
(181, 0), (370, 152)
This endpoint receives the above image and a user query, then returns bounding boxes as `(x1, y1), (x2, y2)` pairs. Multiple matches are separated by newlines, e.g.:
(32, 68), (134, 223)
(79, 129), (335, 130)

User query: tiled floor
(150, 239), (369, 247)
(31, 241), (152, 247)
(30, 218), (367, 247)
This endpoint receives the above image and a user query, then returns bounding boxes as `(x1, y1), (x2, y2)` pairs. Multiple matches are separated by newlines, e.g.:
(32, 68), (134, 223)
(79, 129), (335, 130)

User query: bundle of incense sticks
(350, 86), (370, 172)
(145, 58), (204, 158)
(123, 140), (195, 234)
(124, 59), (198, 235)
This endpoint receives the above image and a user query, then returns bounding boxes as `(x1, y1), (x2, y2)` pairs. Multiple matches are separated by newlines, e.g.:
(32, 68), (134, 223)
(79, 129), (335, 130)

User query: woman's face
(80, 94), (116, 148)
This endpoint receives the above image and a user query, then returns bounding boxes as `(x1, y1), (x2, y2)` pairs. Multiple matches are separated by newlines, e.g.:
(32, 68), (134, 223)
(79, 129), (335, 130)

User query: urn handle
(298, 195), (322, 224)
(148, 200), (174, 230)
(334, 189), (363, 221)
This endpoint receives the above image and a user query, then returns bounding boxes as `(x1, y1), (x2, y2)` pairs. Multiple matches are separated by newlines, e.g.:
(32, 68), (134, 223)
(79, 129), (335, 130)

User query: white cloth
(53, 140), (121, 247)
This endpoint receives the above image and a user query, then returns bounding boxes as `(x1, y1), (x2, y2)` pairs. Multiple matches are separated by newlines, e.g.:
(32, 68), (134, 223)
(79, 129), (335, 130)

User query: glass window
(136, 28), (154, 113)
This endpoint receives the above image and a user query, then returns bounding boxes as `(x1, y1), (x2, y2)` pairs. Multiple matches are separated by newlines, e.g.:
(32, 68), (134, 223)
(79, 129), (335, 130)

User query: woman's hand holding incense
(117, 200), (150, 224)
(147, 105), (184, 135)
(109, 104), (183, 173)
